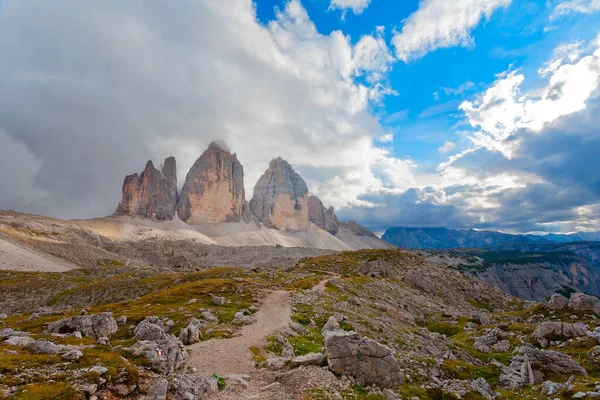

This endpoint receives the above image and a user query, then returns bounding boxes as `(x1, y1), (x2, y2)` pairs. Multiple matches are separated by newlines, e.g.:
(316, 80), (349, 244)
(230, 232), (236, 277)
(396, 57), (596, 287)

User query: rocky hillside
(382, 227), (541, 249)
(412, 242), (600, 301)
(3, 249), (600, 400)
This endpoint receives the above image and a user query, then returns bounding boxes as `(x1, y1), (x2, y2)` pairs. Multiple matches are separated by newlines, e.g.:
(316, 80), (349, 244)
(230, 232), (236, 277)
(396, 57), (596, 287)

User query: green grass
(14, 383), (80, 400)
(419, 320), (461, 337)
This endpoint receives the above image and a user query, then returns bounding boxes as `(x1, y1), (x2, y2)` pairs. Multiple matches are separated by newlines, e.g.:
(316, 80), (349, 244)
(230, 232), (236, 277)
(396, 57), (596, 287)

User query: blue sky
(259, 0), (600, 172)
(0, 0), (599, 234)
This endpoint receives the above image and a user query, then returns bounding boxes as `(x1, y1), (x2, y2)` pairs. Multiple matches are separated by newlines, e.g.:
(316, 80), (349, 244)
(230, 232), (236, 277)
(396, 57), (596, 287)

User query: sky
(0, 0), (599, 234)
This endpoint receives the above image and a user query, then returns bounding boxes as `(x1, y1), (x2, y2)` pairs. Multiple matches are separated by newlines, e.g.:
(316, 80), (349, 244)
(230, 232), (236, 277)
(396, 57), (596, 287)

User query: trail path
(189, 290), (291, 375)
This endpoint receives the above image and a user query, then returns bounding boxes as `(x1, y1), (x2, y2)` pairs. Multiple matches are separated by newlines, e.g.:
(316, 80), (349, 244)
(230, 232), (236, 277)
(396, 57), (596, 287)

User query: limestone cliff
(308, 196), (339, 235)
(177, 141), (248, 224)
(249, 158), (309, 230)
(115, 157), (178, 221)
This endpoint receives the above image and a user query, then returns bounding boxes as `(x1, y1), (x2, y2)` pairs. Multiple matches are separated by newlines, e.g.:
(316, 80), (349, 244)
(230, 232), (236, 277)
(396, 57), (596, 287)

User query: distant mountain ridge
(382, 226), (600, 249)
(381, 227), (547, 249)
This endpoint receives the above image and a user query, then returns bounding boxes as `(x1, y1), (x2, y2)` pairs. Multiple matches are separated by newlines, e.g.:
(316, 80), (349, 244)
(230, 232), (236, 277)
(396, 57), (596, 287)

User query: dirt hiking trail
(189, 290), (291, 375)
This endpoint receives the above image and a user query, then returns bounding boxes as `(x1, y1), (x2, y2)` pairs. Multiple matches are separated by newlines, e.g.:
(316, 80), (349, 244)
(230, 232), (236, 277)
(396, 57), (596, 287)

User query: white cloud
(329, 0), (372, 17)
(343, 33), (600, 233)
(392, 0), (512, 62)
(0, 0), (410, 218)
(378, 133), (394, 143)
(551, 0), (600, 18)
(460, 34), (600, 157)
(438, 141), (457, 153)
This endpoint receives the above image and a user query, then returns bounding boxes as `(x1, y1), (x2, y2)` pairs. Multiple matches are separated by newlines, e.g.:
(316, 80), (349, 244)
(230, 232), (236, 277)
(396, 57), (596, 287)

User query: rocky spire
(308, 195), (339, 235)
(177, 141), (248, 224)
(115, 157), (178, 221)
(249, 157), (309, 230)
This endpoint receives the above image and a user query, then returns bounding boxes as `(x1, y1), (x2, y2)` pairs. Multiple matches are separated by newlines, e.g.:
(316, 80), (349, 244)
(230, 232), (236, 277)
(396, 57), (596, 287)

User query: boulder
(499, 345), (587, 388)
(129, 338), (189, 375)
(533, 321), (588, 347)
(27, 340), (59, 355)
(290, 352), (324, 367)
(169, 374), (219, 400)
(134, 320), (170, 342)
(569, 293), (600, 314)
(473, 328), (509, 353)
(62, 349), (84, 361)
(116, 316), (128, 326)
(47, 312), (118, 340)
(547, 293), (569, 310)
(324, 330), (404, 388)
(179, 318), (205, 345)
(322, 316), (340, 333)
(144, 378), (168, 400)
(200, 311), (219, 323)
(5, 335), (35, 347)
(471, 378), (495, 400)
(211, 296), (226, 306)
(177, 141), (248, 224)
(115, 157), (178, 221)
(281, 341), (295, 359)
(0, 328), (28, 338)
(249, 157), (309, 230)
(307, 196), (339, 234)
(231, 315), (256, 325)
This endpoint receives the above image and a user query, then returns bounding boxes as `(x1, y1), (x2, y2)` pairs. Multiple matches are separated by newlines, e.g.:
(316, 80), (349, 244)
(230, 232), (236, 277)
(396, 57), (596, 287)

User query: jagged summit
(113, 142), (389, 250)
(249, 157), (310, 231)
(308, 195), (339, 235)
(177, 141), (249, 224)
(115, 156), (178, 221)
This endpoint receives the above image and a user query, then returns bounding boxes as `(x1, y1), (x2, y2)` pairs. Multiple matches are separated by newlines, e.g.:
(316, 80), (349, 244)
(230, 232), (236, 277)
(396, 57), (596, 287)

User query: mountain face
(115, 157), (178, 221)
(382, 227), (540, 249)
(249, 157), (309, 230)
(308, 196), (339, 235)
(177, 141), (248, 224)
(340, 220), (378, 238)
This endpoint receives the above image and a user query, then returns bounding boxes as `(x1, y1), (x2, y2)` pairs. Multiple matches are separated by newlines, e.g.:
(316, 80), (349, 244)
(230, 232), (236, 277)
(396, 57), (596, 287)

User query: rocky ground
(3, 248), (600, 399)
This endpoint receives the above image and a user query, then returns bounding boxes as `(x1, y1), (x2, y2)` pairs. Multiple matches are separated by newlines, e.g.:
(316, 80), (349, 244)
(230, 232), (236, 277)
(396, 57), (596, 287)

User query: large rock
(27, 340), (59, 355)
(48, 312), (118, 340)
(177, 141), (248, 224)
(115, 157), (178, 221)
(249, 157), (309, 230)
(547, 293), (569, 310)
(324, 330), (404, 388)
(568, 293), (600, 314)
(129, 338), (189, 375)
(134, 320), (170, 342)
(308, 196), (339, 234)
(533, 321), (588, 347)
(178, 318), (205, 345)
(144, 379), (168, 400)
(499, 345), (587, 388)
(169, 374), (218, 400)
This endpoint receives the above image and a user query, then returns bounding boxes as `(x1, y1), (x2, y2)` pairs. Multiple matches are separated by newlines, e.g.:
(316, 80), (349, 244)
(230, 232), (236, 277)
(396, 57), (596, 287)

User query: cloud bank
(0, 0), (406, 219)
